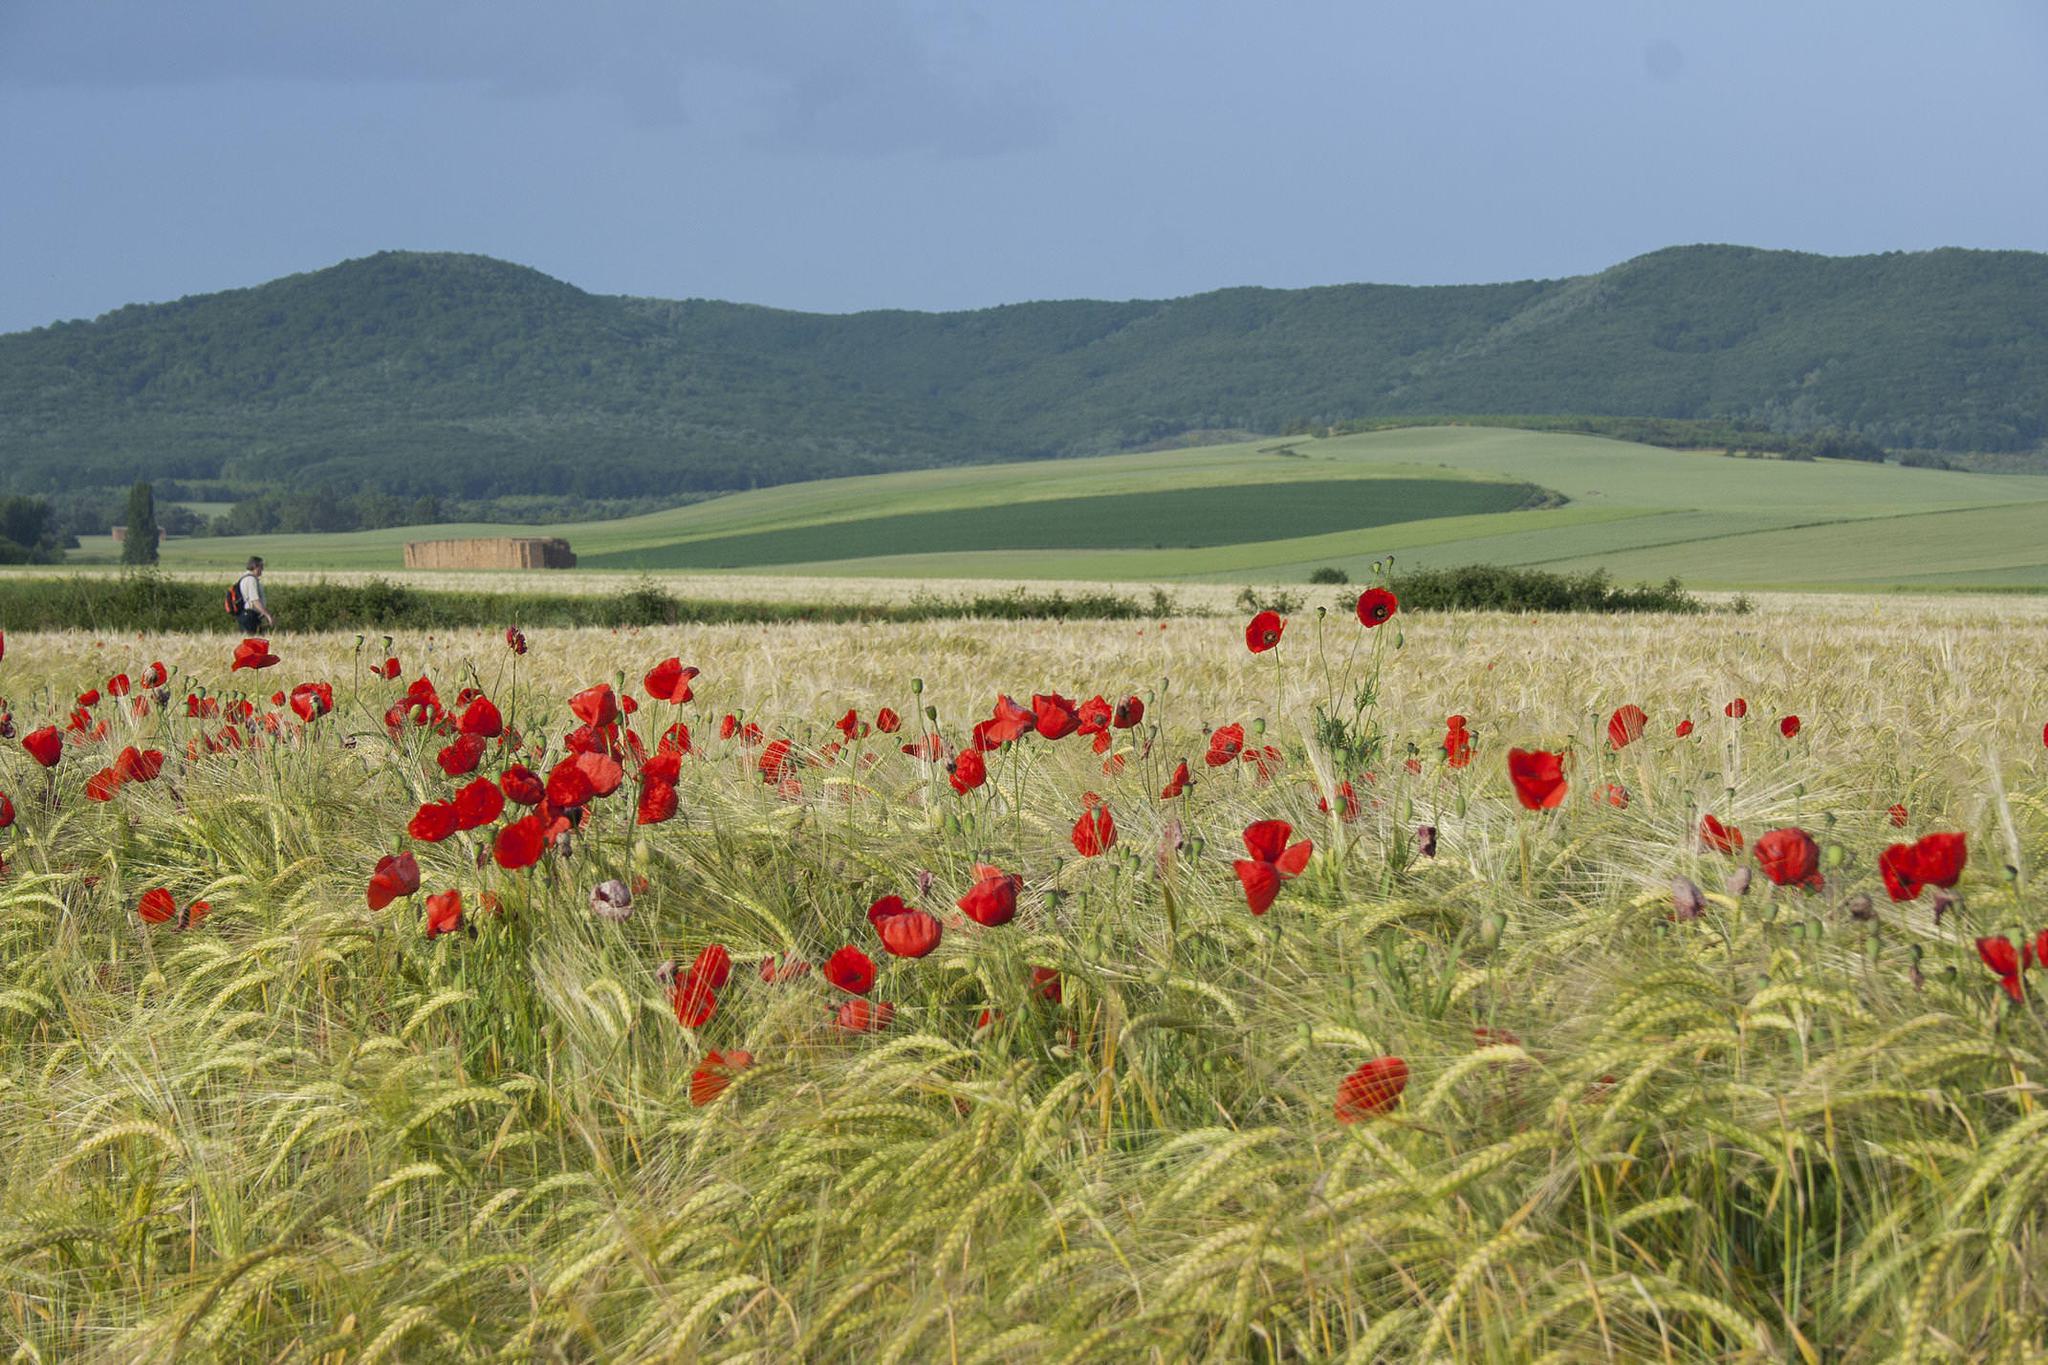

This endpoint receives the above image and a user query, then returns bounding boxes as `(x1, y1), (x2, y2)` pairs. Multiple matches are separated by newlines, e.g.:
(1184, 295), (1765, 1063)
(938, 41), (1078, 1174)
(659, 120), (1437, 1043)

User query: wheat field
(1, 591), (2046, 1361)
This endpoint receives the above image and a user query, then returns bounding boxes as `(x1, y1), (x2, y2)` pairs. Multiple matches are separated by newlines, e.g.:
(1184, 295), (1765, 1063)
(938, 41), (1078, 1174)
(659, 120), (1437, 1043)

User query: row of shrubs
(1286, 564), (1710, 614)
(0, 572), (1171, 633)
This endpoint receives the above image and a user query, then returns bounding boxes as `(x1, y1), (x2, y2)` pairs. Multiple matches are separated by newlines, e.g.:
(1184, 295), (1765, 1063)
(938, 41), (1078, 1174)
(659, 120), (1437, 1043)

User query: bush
(1379, 566), (1701, 614)
(1308, 566), (1350, 584)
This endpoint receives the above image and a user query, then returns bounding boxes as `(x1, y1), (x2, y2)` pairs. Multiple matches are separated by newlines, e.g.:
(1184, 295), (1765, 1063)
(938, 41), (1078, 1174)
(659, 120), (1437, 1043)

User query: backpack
(225, 579), (245, 616)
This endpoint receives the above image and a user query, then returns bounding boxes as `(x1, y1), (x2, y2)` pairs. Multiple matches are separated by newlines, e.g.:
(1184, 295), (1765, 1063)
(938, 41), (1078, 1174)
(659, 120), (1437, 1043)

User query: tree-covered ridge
(3, 244), (2045, 502)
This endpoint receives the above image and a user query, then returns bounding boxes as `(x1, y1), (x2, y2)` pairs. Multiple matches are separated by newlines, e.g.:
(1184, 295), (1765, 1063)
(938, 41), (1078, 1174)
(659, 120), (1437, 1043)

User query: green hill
(5, 245), (2047, 504)
(74, 427), (2048, 590)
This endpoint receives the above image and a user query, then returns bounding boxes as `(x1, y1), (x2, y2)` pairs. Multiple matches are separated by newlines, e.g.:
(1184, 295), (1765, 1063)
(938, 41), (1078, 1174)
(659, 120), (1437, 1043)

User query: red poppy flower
(1032, 693), (1081, 741)
(21, 726), (61, 768)
(690, 941), (732, 991)
(366, 852), (422, 910)
(1334, 1056), (1408, 1121)
(408, 801), (459, 842)
(1444, 720), (1472, 768)
(824, 944), (877, 995)
(1205, 723), (1246, 767)
(1888, 803), (1908, 827)
(504, 627), (528, 655)
(424, 889), (464, 938)
(564, 683), (616, 728)
(958, 865), (1021, 927)
(1472, 1025), (1521, 1049)
(369, 657), (401, 680)
(1603, 783), (1630, 809)
(452, 777), (505, 830)
(1606, 705), (1647, 750)
(1032, 966), (1062, 1003)
(1318, 779), (1361, 823)
(1071, 803), (1117, 857)
(1506, 748), (1567, 810)
(85, 768), (123, 801)
(901, 733), (942, 761)
(1245, 610), (1285, 653)
(289, 681), (334, 723)
(1754, 827), (1823, 890)
(231, 638), (280, 671)
(1112, 696), (1144, 728)
(545, 758), (595, 809)
(452, 697), (502, 738)
(140, 661), (166, 688)
(1699, 813), (1743, 855)
(835, 999), (894, 1033)
(948, 748), (986, 795)
(834, 708), (866, 740)
(1880, 832), (1967, 901)
(0, 793), (13, 829)
(495, 765), (541, 806)
(758, 738), (794, 784)
(1724, 698), (1748, 719)
(875, 707), (901, 733)
(1675, 719), (1694, 738)
(1779, 715), (1801, 739)
(138, 887), (210, 929)
(1160, 759), (1192, 799)
(1234, 819), (1313, 913)
(868, 895), (943, 958)
(575, 750), (623, 797)
(638, 779), (678, 827)
(1355, 588), (1398, 628)
(437, 734), (485, 778)
(980, 694), (1036, 748)
(106, 674), (131, 698)
(493, 814), (547, 869)
(644, 658), (700, 704)
(1242, 745), (1283, 784)
(689, 1049), (755, 1105)
(1976, 936), (2033, 1001)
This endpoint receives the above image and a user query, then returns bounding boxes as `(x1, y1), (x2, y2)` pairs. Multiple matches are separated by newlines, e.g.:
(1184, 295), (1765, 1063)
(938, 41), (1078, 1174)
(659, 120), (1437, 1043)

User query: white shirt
(238, 573), (266, 611)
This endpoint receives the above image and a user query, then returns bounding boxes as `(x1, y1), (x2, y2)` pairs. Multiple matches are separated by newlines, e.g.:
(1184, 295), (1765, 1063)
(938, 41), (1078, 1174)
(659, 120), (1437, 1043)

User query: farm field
(55, 426), (2048, 590)
(1, 589), (2046, 1359)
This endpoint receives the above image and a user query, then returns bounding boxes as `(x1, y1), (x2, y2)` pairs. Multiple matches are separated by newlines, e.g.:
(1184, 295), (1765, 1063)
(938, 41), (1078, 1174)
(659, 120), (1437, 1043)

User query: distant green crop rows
(579, 478), (1544, 570)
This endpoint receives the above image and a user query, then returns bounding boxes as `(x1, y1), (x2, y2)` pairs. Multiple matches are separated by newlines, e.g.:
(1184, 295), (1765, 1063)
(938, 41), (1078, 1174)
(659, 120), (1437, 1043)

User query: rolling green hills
(66, 426), (2048, 590)
(4, 245), (2047, 508)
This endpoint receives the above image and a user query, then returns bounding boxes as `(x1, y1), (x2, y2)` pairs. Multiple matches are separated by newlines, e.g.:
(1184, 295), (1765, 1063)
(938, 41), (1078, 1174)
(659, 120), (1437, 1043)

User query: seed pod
(1845, 892), (1874, 921)
(1415, 825), (1438, 858)
(1725, 867), (1752, 898)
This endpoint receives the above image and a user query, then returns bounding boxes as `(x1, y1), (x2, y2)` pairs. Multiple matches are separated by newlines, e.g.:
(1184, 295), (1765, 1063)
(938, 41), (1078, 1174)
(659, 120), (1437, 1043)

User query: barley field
(2, 589), (2046, 1361)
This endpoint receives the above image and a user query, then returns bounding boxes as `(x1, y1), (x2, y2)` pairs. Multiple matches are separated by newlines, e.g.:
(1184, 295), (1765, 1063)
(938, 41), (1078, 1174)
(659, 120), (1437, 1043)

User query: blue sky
(3, 1), (2045, 333)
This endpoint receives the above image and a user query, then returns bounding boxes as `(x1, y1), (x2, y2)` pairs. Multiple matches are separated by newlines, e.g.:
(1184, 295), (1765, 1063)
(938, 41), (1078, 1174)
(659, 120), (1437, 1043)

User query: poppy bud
(910, 678), (924, 694)
(1297, 1020), (1314, 1048)
(1671, 876), (1705, 920)
(1252, 718), (1266, 737)
(354, 634), (365, 650)
(1188, 836), (1205, 859)
(924, 705), (937, 721)
(1477, 912), (1505, 951)
(1824, 843), (1845, 869)
(382, 637), (393, 654)
(632, 840), (650, 868)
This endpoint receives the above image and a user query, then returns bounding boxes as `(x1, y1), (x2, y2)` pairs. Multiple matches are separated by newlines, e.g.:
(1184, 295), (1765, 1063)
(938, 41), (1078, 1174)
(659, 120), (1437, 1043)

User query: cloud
(0, 0), (1055, 154)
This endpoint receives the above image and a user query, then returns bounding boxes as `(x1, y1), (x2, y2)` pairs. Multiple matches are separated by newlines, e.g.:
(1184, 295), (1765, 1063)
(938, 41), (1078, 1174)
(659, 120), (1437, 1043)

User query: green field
(58, 426), (2048, 588)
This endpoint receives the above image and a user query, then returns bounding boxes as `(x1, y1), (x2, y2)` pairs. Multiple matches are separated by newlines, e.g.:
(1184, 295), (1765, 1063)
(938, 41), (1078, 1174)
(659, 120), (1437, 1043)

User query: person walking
(234, 556), (273, 635)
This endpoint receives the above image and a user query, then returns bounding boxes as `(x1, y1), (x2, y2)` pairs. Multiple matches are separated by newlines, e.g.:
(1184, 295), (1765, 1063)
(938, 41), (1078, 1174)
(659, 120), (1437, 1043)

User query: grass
(0, 590), (2045, 1358)
(47, 426), (2048, 588)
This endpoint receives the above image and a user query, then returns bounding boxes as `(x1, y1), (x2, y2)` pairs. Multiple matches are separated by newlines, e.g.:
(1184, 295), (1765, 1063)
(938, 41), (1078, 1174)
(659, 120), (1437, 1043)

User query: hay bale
(402, 537), (576, 570)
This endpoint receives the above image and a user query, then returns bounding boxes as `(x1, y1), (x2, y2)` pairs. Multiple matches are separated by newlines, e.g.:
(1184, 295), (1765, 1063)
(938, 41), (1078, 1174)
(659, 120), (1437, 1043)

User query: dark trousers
(237, 608), (267, 636)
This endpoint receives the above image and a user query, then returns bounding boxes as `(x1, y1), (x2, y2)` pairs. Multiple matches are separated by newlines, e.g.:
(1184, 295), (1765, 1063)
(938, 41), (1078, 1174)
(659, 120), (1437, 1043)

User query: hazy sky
(4, 1), (2046, 333)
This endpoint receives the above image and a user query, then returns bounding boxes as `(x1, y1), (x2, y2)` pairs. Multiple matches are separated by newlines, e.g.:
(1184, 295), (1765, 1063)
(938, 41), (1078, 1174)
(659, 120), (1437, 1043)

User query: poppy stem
(1519, 816), (1531, 900)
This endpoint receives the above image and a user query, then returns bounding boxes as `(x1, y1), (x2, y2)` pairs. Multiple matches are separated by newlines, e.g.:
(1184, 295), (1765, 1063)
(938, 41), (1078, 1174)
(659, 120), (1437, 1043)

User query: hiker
(232, 556), (274, 635)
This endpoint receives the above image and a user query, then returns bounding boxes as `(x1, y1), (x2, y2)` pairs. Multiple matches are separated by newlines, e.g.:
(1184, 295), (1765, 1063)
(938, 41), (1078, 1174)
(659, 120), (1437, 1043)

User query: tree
(0, 495), (63, 564)
(122, 482), (160, 565)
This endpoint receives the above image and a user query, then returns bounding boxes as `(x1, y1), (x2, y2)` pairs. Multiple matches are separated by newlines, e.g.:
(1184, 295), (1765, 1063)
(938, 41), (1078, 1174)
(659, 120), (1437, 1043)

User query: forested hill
(4, 244), (2045, 501)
